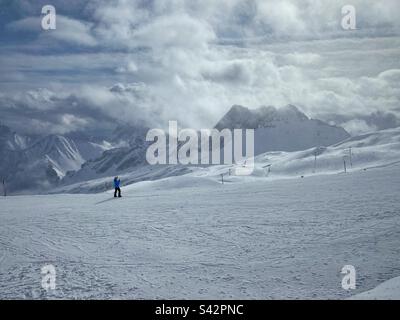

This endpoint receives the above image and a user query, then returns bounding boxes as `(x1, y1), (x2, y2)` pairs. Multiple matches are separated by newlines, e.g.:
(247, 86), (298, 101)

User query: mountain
(0, 105), (352, 194)
(23, 135), (85, 177)
(54, 126), (400, 193)
(0, 125), (23, 190)
(61, 125), (151, 186)
(215, 105), (350, 155)
(215, 104), (308, 129)
(58, 105), (351, 191)
(0, 123), (33, 151)
(0, 125), (113, 193)
(0, 134), (85, 192)
(65, 131), (115, 162)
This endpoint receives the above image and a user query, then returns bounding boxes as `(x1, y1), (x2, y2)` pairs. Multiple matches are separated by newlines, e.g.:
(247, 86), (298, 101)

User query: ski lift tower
(342, 147), (353, 172)
(313, 146), (325, 174)
(343, 155), (348, 173)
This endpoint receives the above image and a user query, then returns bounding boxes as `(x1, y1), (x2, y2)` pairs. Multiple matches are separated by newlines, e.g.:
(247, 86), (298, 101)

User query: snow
(350, 276), (400, 300)
(30, 135), (86, 177)
(55, 127), (400, 194)
(61, 105), (349, 190)
(1, 133), (88, 193)
(1, 163), (399, 299)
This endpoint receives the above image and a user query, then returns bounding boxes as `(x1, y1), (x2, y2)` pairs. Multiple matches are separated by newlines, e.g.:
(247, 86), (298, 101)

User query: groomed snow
(350, 276), (400, 300)
(1, 163), (399, 299)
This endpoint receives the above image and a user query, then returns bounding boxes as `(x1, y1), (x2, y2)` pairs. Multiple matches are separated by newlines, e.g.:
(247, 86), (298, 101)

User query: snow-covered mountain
(0, 124), (33, 151)
(0, 124), (114, 193)
(216, 104), (350, 154)
(61, 125), (151, 186)
(215, 104), (309, 129)
(54, 126), (400, 194)
(0, 134), (85, 192)
(63, 105), (350, 187)
(0, 105), (378, 194)
(23, 135), (85, 177)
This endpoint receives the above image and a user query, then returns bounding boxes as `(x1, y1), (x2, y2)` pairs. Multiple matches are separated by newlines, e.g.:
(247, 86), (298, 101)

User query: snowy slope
(350, 276), (400, 300)
(54, 127), (400, 194)
(249, 126), (400, 178)
(1, 162), (399, 299)
(59, 106), (349, 189)
(56, 164), (193, 194)
(199, 126), (400, 180)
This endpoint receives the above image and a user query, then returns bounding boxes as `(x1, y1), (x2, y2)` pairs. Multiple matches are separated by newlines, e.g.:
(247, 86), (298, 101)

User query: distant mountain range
(55, 126), (400, 194)
(0, 124), (111, 193)
(0, 105), (351, 193)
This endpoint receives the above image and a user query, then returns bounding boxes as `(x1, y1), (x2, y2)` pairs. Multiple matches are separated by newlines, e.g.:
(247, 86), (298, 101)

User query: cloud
(6, 16), (42, 32)
(255, 0), (307, 36)
(378, 69), (400, 83)
(115, 61), (138, 74)
(0, 88), (116, 134)
(201, 61), (252, 84)
(0, 0), (400, 135)
(46, 15), (97, 47)
(279, 52), (322, 66)
(324, 111), (400, 135)
(91, 1), (217, 54)
(6, 15), (97, 47)
(340, 119), (377, 135)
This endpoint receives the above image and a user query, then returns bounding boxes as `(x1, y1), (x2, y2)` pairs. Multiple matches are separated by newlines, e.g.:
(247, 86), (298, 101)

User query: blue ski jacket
(114, 179), (120, 188)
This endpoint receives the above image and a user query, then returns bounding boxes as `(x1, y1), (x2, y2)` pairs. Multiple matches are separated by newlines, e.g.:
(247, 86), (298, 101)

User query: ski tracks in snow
(0, 165), (400, 298)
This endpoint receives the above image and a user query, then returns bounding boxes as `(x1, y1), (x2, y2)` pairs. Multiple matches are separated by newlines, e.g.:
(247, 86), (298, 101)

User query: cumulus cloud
(0, 0), (399, 135)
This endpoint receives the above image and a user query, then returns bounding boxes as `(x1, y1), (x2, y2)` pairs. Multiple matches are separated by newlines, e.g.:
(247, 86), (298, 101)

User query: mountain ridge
(0, 104), (355, 193)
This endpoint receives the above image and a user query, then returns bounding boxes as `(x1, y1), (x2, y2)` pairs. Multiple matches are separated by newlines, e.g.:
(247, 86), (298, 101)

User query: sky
(0, 0), (399, 135)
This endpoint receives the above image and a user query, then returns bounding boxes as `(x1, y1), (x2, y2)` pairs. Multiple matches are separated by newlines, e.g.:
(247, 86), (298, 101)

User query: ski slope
(350, 276), (400, 300)
(54, 127), (400, 194)
(1, 163), (399, 299)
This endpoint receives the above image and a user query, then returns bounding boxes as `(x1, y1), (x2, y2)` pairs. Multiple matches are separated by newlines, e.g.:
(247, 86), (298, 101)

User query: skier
(113, 176), (121, 198)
